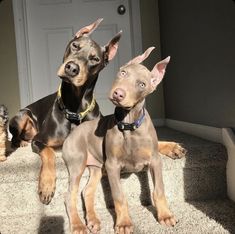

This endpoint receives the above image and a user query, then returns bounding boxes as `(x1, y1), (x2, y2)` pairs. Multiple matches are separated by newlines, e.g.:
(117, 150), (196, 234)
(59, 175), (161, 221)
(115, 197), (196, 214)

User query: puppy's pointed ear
(126, 47), (155, 65)
(150, 56), (170, 91)
(104, 31), (122, 62)
(75, 18), (103, 38)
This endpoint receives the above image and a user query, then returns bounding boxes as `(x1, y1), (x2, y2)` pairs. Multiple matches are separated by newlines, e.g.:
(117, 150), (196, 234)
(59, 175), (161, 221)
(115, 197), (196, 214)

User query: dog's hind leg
(83, 166), (102, 233)
(150, 153), (177, 227)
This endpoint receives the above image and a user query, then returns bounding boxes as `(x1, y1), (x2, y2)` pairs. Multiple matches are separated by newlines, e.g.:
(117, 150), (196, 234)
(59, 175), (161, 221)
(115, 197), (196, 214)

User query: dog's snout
(65, 62), (80, 77)
(113, 88), (126, 102)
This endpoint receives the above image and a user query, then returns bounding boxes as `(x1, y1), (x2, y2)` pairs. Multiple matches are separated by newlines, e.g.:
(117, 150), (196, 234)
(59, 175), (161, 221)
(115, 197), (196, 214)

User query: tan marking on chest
(134, 147), (152, 160)
(47, 138), (64, 148)
(109, 145), (125, 159)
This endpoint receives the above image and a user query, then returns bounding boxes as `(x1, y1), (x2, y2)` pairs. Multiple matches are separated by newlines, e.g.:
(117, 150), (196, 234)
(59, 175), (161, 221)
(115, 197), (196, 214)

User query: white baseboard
(165, 119), (223, 144)
(222, 128), (235, 202)
(222, 128), (235, 147)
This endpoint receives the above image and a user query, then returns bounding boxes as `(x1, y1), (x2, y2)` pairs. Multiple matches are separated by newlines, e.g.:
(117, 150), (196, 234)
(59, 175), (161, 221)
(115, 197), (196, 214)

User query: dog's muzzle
(64, 61), (80, 77)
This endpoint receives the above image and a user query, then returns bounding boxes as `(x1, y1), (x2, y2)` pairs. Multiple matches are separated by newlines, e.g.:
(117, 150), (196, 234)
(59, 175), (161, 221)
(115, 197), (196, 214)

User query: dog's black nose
(65, 62), (80, 77)
(113, 88), (126, 102)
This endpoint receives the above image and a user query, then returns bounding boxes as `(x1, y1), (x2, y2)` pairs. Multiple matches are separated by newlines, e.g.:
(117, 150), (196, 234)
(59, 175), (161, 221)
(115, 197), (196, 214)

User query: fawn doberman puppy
(62, 47), (177, 234)
(9, 18), (122, 205)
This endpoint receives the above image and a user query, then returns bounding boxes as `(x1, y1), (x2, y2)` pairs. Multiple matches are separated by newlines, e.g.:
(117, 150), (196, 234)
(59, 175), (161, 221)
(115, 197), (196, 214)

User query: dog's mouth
(110, 98), (120, 107)
(110, 98), (132, 110)
(60, 76), (89, 89)
(58, 75), (70, 82)
(57, 65), (69, 80)
(58, 75), (76, 86)
(58, 75), (85, 87)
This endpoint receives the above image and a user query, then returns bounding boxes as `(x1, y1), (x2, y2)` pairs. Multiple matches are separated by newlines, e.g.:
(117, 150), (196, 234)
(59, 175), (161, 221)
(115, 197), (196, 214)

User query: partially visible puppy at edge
(0, 105), (9, 162)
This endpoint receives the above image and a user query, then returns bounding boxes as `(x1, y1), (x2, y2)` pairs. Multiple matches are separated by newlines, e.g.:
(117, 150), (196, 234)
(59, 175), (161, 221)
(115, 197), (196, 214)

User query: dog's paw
(0, 155), (7, 162)
(38, 182), (55, 205)
(115, 220), (133, 234)
(158, 210), (177, 227)
(72, 223), (88, 234)
(38, 168), (56, 205)
(20, 140), (29, 147)
(158, 141), (186, 159)
(11, 139), (28, 148)
(86, 214), (101, 234)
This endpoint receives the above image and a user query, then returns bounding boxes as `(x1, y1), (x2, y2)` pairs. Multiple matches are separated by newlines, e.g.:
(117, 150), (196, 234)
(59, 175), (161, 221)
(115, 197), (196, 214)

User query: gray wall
(0, 0), (20, 118)
(159, 0), (235, 128)
(139, 0), (165, 120)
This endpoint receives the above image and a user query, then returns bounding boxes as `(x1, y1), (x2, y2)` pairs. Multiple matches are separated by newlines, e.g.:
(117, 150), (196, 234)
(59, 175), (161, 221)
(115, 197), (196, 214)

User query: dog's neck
(79, 74), (99, 113)
(115, 99), (145, 125)
(60, 74), (98, 113)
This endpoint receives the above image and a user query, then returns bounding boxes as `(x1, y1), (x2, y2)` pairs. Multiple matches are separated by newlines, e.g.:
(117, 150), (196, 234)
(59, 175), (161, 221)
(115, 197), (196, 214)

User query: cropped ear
(104, 31), (122, 62)
(127, 47), (155, 65)
(75, 18), (103, 38)
(150, 56), (170, 91)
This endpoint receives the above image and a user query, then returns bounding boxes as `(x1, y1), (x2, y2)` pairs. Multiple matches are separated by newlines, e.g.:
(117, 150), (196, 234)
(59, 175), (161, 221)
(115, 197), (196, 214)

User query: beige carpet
(0, 128), (235, 233)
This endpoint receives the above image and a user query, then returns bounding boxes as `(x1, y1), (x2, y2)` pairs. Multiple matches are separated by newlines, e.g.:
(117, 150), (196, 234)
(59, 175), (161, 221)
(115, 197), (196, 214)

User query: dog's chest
(110, 133), (154, 172)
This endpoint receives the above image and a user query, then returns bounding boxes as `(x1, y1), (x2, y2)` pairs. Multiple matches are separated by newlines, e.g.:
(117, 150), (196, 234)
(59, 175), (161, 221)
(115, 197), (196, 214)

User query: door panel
(23, 0), (133, 115)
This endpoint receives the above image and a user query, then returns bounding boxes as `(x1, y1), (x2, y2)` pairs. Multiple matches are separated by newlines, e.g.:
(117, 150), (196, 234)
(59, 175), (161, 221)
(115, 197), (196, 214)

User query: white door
(13, 0), (142, 115)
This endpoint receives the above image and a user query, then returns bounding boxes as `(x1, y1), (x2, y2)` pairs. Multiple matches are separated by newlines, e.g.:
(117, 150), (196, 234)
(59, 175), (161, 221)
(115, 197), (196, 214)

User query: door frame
(12, 0), (142, 107)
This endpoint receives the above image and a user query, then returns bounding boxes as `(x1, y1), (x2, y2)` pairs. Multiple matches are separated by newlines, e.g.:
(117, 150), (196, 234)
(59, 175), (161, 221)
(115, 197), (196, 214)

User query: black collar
(115, 108), (145, 131)
(56, 83), (96, 124)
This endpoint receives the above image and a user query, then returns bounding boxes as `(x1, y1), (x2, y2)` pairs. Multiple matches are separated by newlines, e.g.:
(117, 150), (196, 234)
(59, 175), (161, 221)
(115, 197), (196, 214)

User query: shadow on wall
(38, 216), (65, 234)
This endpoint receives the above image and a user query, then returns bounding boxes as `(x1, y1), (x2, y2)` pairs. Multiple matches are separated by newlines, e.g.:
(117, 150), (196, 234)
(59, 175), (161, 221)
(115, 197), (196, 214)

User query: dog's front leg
(31, 139), (56, 204)
(105, 161), (133, 234)
(150, 154), (177, 226)
(63, 137), (88, 234)
(38, 146), (56, 205)
(83, 166), (102, 233)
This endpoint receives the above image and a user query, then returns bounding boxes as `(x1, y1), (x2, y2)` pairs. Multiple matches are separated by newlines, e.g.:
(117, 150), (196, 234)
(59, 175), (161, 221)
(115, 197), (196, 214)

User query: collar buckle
(65, 111), (82, 124)
(116, 108), (145, 131)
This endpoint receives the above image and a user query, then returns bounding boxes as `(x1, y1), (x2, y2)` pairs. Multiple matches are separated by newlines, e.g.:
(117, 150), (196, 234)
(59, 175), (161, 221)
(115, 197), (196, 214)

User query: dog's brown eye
(93, 57), (100, 62)
(89, 55), (100, 63)
(71, 42), (80, 50)
(139, 82), (146, 88)
(120, 70), (126, 76)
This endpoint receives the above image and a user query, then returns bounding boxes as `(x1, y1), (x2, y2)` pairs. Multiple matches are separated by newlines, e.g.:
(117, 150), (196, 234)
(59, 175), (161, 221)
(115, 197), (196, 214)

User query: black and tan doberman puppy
(9, 18), (122, 205)
(63, 47), (177, 234)
(0, 105), (8, 162)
